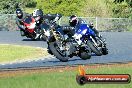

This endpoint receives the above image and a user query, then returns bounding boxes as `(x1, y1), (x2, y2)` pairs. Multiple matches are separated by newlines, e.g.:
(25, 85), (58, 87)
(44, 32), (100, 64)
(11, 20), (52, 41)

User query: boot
(35, 33), (40, 39)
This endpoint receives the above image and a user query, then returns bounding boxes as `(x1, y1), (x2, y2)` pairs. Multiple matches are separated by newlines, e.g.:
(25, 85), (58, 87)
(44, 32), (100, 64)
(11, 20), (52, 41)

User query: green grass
(0, 65), (131, 88)
(0, 44), (48, 63)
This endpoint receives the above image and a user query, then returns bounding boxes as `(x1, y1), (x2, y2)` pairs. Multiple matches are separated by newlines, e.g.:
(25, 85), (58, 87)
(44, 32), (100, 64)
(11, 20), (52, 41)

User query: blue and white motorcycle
(73, 21), (108, 56)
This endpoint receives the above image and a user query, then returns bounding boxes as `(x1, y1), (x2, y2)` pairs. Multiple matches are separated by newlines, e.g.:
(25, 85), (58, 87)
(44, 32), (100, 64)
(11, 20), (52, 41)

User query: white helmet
(32, 9), (43, 17)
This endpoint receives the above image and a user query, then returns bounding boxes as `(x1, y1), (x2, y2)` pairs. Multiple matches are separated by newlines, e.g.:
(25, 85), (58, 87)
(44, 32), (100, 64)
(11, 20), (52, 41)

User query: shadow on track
(22, 38), (44, 41)
(42, 54), (97, 64)
(43, 58), (82, 64)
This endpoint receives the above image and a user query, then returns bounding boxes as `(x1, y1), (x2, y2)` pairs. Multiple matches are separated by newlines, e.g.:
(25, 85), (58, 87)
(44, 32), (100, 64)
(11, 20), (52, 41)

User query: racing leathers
(62, 18), (100, 38)
(16, 13), (31, 36)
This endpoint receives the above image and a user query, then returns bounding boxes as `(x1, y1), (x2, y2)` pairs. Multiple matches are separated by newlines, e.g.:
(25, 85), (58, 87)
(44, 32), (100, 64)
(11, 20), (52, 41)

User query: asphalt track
(0, 31), (132, 69)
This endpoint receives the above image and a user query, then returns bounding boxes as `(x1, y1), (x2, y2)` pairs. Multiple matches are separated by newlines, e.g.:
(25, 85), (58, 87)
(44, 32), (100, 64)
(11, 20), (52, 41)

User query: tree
(0, 0), (17, 14)
(0, 0), (36, 14)
(36, 0), (84, 16)
(114, 0), (132, 7)
(81, 0), (113, 17)
(112, 0), (132, 18)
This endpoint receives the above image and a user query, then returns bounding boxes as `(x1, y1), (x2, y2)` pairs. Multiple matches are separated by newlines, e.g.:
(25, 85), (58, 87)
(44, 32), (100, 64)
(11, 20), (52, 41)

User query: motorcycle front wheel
(49, 41), (69, 62)
(87, 40), (102, 56)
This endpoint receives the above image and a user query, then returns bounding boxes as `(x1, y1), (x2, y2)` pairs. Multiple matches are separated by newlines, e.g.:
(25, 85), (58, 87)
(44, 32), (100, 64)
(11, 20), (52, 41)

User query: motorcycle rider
(69, 15), (100, 37)
(32, 9), (62, 39)
(56, 15), (100, 40)
(32, 9), (44, 39)
(16, 8), (31, 36)
(69, 15), (104, 47)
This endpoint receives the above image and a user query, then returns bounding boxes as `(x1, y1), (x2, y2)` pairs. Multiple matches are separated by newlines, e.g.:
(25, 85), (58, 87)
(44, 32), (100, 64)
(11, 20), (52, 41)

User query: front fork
(90, 36), (98, 46)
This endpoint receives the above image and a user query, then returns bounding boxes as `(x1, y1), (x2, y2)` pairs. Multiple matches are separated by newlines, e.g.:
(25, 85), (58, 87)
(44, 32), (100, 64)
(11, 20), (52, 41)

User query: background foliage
(0, 0), (131, 18)
(36, 0), (84, 16)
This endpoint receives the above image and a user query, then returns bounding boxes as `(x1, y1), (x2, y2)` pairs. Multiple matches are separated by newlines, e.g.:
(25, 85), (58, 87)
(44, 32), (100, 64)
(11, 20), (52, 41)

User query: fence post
(96, 17), (98, 29)
(59, 17), (61, 25)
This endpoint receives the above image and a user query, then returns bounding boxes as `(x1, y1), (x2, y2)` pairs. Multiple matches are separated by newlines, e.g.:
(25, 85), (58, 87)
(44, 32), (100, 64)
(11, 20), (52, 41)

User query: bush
(36, 0), (84, 16)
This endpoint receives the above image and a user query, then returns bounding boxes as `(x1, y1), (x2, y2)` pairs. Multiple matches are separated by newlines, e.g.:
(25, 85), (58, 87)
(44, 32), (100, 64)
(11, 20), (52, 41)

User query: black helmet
(32, 9), (43, 17)
(69, 15), (78, 27)
(16, 8), (23, 19)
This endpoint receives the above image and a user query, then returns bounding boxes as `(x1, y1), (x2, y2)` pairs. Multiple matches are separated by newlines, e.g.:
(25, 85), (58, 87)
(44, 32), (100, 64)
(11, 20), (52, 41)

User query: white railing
(59, 16), (132, 32)
(0, 14), (17, 31)
(0, 14), (131, 32)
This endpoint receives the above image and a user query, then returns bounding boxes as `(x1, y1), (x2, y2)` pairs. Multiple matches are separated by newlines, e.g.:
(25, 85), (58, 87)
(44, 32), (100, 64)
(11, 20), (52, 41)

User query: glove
(44, 30), (50, 37)
(19, 25), (25, 30)
(73, 33), (82, 45)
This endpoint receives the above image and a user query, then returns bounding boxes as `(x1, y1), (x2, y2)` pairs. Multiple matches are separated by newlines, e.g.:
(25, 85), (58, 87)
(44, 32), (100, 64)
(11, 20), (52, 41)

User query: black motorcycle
(47, 21), (91, 62)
